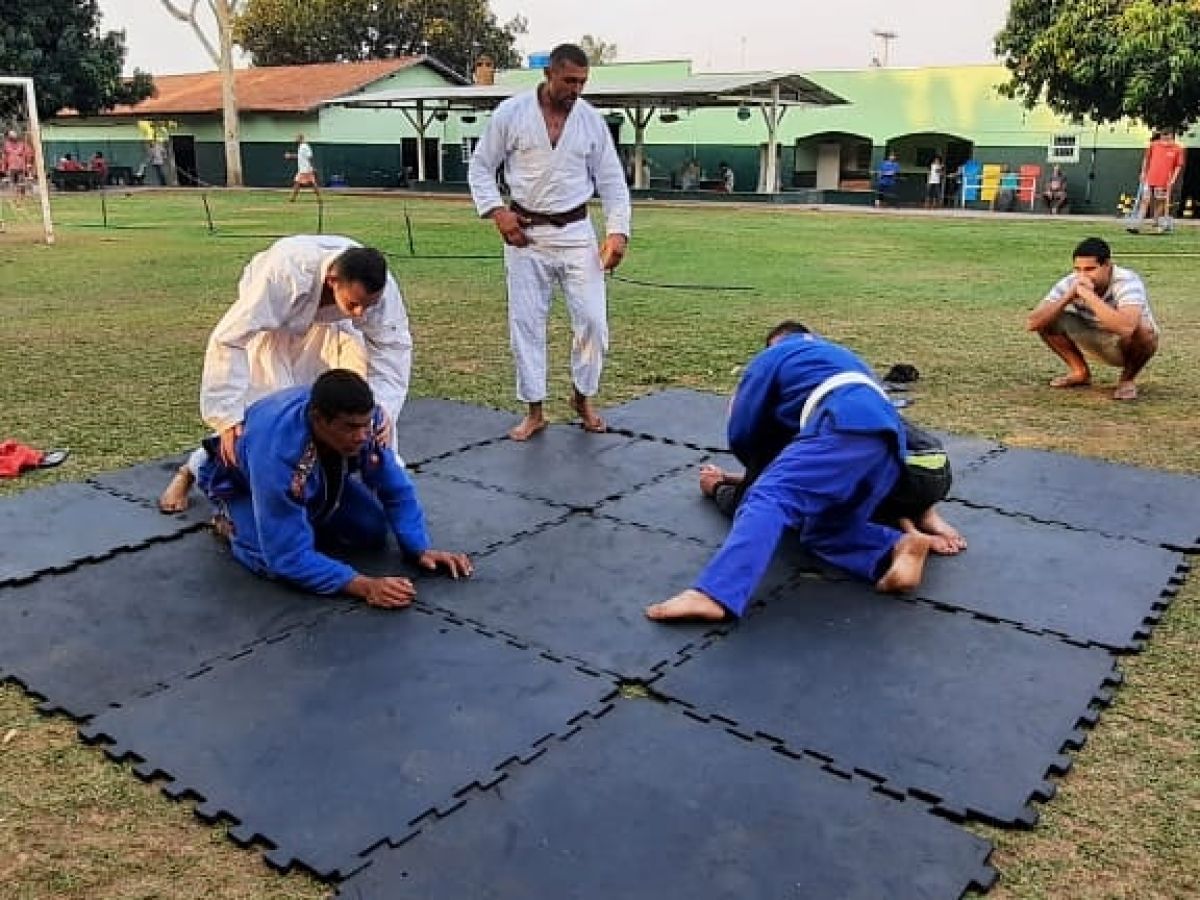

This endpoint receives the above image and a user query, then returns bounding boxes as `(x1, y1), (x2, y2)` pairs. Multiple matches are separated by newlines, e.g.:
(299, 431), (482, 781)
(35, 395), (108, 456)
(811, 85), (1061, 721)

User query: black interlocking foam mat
(918, 502), (1186, 650)
(603, 388), (729, 450)
(0, 483), (193, 585)
(422, 426), (705, 508)
(6, 393), (1190, 894)
(338, 700), (997, 900)
(952, 448), (1200, 549)
(933, 430), (1003, 472)
(395, 397), (514, 464)
(89, 453), (211, 526)
(412, 473), (567, 555)
(0, 532), (350, 718)
(81, 606), (612, 879)
(415, 516), (745, 680)
(656, 578), (1121, 825)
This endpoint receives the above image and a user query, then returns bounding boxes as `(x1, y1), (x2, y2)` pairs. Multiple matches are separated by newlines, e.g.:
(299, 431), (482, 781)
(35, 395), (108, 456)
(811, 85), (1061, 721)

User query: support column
(758, 83), (786, 194)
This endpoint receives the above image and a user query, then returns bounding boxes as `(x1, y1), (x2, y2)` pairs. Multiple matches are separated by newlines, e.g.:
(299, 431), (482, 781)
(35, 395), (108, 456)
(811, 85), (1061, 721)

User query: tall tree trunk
(160, 0), (244, 186)
(214, 1), (243, 186)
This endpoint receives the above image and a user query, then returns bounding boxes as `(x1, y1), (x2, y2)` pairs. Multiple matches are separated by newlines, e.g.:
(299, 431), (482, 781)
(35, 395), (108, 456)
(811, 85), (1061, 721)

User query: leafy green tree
(996, 0), (1200, 131)
(0, 0), (153, 119)
(234, 0), (524, 76)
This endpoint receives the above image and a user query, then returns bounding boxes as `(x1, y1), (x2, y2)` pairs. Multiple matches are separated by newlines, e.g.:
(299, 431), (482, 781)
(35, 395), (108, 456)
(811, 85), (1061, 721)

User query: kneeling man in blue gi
(646, 323), (934, 622)
(200, 369), (472, 609)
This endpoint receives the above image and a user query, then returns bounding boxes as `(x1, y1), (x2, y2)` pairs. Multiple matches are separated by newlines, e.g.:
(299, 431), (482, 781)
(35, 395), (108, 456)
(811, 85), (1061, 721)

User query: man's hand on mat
(417, 549), (474, 579)
(219, 424), (244, 467)
(347, 575), (416, 609)
(599, 234), (627, 271)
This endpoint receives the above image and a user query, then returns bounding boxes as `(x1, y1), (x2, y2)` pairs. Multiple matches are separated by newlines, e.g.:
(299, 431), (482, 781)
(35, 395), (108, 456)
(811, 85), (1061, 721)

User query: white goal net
(1, 76), (55, 244)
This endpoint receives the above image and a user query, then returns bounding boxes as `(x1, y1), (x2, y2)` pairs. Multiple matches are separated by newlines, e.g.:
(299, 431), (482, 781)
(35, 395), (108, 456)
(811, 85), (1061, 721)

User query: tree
(159, 1), (246, 186)
(0, 0), (153, 120)
(233, 0), (523, 77)
(996, 0), (1200, 132)
(578, 34), (617, 66)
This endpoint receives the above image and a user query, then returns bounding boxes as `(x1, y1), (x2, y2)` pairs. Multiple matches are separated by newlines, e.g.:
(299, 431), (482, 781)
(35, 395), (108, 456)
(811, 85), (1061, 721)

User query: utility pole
(871, 29), (898, 67)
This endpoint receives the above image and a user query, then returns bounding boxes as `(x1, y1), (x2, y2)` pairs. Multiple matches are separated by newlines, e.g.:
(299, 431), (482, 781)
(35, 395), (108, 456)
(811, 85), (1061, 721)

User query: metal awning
(330, 73), (848, 190)
(333, 73), (844, 110)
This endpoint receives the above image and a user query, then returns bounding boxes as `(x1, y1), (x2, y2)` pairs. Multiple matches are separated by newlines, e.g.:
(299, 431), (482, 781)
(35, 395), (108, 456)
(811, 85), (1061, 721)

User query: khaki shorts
(1048, 310), (1153, 367)
(293, 171), (317, 186)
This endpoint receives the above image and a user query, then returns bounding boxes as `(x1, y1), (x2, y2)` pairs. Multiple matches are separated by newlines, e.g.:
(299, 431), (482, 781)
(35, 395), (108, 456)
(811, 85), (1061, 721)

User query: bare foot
(1049, 372), (1091, 388)
(570, 393), (607, 433)
(158, 465), (195, 513)
(699, 464), (728, 497)
(876, 533), (933, 593)
(645, 589), (728, 622)
(508, 414), (547, 442)
(1113, 381), (1138, 401)
(916, 507), (967, 556)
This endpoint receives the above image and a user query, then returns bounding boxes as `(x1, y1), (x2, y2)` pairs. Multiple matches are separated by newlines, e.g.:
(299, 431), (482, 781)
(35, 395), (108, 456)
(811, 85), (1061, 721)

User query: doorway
(170, 135), (197, 187)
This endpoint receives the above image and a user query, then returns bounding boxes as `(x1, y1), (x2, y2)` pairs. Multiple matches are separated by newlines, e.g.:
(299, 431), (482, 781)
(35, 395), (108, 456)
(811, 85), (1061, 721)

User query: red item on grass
(0, 440), (45, 478)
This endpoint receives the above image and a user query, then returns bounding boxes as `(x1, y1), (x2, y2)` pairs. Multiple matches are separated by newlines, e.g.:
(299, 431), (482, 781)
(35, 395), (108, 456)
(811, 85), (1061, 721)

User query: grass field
(0, 190), (1197, 899)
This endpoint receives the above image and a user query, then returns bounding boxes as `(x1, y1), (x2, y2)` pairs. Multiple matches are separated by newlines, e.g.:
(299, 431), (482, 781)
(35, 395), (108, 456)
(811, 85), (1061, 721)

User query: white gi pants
(504, 240), (607, 403)
(185, 323), (369, 477)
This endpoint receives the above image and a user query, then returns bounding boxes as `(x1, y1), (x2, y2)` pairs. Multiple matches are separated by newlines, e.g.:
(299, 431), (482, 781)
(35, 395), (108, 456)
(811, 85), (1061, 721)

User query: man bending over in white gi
(159, 235), (412, 511)
(468, 42), (632, 441)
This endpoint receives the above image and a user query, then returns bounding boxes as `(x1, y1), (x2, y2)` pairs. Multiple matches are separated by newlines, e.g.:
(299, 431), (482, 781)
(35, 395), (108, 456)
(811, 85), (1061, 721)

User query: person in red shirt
(3, 131), (30, 196)
(89, 151), (108, 181)
(1133, 132), (1185, 231)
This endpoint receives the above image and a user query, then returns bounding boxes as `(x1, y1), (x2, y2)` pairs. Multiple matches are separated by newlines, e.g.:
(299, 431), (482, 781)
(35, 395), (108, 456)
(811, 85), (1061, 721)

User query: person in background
(1043, 165), (1068, 214)
(1027, 236), (1159, 401)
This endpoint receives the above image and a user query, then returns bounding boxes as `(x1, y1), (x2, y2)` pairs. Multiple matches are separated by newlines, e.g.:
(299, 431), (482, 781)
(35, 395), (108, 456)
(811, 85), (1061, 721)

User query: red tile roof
(82, 59), (450, 116)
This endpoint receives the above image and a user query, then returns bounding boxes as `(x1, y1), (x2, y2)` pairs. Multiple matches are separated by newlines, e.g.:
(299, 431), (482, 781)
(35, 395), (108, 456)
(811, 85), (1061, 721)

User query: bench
(51, 170), (103, 191)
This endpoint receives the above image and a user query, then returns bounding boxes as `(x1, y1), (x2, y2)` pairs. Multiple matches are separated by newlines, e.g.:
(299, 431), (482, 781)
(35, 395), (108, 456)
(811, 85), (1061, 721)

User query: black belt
(510, 201), (588, 227)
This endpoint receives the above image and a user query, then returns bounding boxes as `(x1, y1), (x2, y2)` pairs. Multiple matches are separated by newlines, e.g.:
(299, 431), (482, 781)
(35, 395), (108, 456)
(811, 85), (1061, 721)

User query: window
(853, 141), (873, 171)
(461, 137), (479, 164)
(1048, 134), (1079, 164)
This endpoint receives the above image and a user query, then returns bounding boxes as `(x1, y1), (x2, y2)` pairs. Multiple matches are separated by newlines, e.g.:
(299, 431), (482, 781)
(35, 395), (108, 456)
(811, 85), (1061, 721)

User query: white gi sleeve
(360, 273), (413, 422)
(200, 253), (308, 433)
(468, 101), (511, 218)
(588, 113), (632, 238)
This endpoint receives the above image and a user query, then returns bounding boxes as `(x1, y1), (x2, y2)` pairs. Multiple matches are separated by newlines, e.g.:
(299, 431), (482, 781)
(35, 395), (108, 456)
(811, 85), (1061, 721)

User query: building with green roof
(43, 59), (1198, 215)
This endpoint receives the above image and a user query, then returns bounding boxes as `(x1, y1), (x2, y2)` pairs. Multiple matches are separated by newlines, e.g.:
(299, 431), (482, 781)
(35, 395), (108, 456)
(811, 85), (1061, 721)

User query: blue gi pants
(695, 425), (903, 616)
(226, 477), (390, 579)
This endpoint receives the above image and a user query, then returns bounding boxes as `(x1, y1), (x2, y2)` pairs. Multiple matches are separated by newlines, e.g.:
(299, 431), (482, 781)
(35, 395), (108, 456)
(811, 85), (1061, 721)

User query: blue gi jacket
(728, 333), (907, 462)
(205, 385), (430, 594)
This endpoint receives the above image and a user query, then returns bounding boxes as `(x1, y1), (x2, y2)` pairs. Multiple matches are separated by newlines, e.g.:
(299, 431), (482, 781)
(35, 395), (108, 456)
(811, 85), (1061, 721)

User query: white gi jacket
(200, 235), (412, 433)
(468, 89), (631, 247)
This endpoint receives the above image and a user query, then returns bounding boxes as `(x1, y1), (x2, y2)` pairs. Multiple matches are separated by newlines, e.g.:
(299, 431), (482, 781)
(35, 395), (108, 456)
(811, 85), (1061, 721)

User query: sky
(98, 0), (1012, 76)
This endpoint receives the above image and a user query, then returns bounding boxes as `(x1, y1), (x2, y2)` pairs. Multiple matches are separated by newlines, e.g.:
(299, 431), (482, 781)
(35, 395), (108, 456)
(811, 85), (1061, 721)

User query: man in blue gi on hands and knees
(646, 323), (935, 622)
(199, 369), (472, 610)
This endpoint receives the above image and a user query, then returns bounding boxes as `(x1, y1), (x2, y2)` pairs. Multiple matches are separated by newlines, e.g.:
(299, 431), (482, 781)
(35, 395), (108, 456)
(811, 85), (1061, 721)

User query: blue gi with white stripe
(695, 333), (908, 616)
(198, 385), (430, 595)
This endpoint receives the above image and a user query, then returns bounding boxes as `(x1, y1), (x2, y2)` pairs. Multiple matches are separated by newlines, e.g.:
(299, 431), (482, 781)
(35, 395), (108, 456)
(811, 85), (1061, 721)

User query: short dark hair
(1073, 237), (1111, 264)
(331, 247), (388, 293)
(310, 369), (374, 420)
(549, 43), (589, 69)
(765, 320), (811, 346)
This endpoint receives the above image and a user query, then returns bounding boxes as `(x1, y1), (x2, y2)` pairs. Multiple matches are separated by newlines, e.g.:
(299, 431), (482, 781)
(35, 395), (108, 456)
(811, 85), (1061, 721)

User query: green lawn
(0, 190), (1197, 899)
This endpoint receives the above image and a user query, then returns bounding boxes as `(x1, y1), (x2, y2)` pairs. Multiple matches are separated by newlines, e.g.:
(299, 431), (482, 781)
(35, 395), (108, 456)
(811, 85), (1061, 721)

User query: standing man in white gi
(468, 43), (632, 441)
(158, 235), (412, 511)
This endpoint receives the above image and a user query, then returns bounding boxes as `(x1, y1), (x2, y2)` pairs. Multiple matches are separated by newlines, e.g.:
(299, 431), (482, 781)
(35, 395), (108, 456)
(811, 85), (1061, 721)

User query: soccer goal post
(1, 76), (55, 244)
